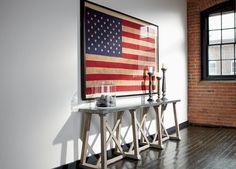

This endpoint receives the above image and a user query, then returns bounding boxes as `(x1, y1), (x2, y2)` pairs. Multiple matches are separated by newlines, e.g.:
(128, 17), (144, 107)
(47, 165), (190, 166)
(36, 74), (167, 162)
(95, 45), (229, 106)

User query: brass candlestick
(161, 67), (167, 101)
(156, 76), (162, 102)
(147, 72), (154, 102)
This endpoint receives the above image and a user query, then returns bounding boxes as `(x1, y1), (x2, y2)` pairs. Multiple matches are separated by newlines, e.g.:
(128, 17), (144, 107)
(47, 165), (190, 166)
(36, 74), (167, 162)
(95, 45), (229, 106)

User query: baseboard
(167, 121), (189, 134)
(53, 121), (188, 169)
(189, 122), (236, 129)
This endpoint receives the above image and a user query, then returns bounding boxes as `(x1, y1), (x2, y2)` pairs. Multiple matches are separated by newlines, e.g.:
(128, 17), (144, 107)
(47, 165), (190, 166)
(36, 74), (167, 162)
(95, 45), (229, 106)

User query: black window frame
(201, 0), (236, 81)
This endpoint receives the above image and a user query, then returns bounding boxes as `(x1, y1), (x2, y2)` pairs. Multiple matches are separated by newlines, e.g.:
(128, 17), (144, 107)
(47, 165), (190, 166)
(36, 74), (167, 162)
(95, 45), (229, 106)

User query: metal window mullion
(220, 10), (223, 76)
(235, 6), (236, 75)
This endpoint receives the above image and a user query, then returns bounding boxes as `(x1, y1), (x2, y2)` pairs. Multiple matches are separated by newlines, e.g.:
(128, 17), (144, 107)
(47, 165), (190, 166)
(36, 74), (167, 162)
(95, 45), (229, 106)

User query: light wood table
(79, 99), (181, 169)
(143, 100), (181, 150)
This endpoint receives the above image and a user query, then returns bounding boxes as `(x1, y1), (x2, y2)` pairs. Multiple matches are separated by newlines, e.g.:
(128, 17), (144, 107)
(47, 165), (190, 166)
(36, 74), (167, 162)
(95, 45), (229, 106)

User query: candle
(148, 66), (153, 73)
(156, 72), (159, 77)
(162, 64), (165, 69)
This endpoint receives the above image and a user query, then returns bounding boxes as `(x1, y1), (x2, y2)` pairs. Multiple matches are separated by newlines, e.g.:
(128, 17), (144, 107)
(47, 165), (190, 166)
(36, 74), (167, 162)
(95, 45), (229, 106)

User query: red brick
(187, 0), (236, 127)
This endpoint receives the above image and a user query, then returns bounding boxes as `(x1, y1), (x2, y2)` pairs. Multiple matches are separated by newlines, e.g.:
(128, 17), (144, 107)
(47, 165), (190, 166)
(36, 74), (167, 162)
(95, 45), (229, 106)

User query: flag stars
(85, 8), (122, 57)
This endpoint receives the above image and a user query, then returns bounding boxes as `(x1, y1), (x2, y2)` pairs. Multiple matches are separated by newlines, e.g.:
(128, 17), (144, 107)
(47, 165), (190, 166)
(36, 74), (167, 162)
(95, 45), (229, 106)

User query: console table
(79, 99), (181, 169)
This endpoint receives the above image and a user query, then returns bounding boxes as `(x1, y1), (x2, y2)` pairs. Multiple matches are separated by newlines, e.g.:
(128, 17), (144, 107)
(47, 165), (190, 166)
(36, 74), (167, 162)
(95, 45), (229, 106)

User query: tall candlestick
(147, 72), (154, 102)
(161, 67), (167, 101)
(156, 75), (161, 102)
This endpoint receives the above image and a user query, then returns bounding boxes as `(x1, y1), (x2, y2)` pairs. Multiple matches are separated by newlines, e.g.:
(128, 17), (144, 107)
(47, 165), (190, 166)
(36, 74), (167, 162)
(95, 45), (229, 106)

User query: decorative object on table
(95, 82), (116, 107)
(147, 66), (154, 102)
(161, 64), (167, 101)
(156, 72), (162, 102)
(80, 0), (159, 100)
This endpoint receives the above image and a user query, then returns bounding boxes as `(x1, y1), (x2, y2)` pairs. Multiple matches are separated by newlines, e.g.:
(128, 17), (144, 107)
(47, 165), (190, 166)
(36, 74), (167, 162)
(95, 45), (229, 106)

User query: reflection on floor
(107, 126), (236, 169)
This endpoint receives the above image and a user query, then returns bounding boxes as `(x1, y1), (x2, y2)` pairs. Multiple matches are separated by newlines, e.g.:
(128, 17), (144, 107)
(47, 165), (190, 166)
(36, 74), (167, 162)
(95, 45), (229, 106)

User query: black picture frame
(81, 0), (159, 100)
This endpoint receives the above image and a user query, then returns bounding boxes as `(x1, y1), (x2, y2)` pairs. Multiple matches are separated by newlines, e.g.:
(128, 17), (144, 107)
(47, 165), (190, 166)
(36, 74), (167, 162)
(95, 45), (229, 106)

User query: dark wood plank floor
(108, 126), (236, 169)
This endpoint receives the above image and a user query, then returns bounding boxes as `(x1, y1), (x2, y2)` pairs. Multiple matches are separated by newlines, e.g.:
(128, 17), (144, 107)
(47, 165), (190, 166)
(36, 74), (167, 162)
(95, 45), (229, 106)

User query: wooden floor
(107, 126), (236, 169)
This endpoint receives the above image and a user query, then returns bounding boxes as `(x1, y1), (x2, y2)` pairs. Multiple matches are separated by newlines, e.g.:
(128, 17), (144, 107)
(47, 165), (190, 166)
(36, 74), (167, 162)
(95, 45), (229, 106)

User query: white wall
(0, 0), (187, 169)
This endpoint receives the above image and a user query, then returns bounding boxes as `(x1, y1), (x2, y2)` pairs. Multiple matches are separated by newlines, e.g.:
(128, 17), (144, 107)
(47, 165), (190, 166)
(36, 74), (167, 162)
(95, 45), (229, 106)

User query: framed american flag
(81, 0), (159, 100)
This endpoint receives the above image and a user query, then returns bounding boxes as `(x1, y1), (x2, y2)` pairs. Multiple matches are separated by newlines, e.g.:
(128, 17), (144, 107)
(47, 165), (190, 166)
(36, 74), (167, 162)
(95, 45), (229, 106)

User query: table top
(79, 99), (180, 115)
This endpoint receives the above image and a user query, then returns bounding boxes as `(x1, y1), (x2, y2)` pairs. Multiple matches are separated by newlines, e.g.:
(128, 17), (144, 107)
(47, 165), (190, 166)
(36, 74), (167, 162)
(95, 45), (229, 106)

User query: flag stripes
(84, 2), (158, 98)
(86, 74), (146, 81)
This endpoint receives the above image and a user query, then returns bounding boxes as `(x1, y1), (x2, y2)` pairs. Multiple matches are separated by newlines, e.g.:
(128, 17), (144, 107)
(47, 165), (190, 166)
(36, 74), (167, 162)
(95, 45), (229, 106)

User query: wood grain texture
(107, 126), (236, 169)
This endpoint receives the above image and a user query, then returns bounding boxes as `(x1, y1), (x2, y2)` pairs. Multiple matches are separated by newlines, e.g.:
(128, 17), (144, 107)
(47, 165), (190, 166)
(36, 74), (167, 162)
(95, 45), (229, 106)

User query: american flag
(83, 2), (158, 99)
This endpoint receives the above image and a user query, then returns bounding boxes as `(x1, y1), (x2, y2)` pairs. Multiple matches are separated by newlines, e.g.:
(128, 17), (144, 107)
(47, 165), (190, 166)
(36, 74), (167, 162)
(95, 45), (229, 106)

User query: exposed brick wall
(187, 0), (236, 127)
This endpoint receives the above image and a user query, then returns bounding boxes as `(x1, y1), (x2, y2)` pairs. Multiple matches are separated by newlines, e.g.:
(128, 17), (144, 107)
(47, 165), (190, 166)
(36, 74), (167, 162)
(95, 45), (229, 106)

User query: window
(201, 0), (236, 80)
(209, 61), (217, 75)
(231, 60), (236, 75)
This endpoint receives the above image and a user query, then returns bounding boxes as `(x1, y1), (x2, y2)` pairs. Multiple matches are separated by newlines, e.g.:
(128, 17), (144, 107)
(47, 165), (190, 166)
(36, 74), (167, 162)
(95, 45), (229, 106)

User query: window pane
(208, 61), (221, 75)
(209, 13), (221, 30)
(208, 45), (220, 60)
(222, 44), (234, 59)
(222, 11), (234, 29)
(209, 30), (221, 44)
(231, 60), (235, 75)
(222, 60), (234, 75)
(222, 29), (234, 43)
